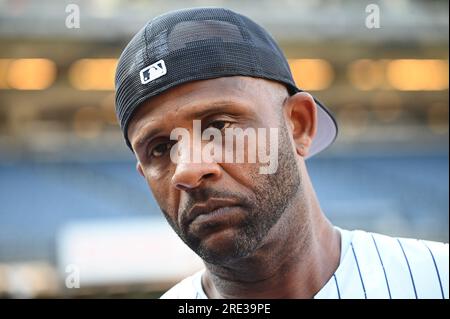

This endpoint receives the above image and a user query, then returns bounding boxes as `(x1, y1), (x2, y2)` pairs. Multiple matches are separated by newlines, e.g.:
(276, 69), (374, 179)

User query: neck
(201, 175), (341, 299)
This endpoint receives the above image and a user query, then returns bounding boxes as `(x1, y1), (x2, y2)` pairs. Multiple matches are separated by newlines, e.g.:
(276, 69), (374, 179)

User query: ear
(136, 161), (145, 177)
(284, 92), (317, 157)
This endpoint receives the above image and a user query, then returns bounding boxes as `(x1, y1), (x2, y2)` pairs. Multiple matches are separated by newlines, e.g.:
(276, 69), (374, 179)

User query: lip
(185, 198), (241, 227)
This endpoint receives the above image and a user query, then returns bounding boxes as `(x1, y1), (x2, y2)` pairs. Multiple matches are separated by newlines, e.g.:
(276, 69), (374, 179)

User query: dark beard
(162, 119), (302, 265)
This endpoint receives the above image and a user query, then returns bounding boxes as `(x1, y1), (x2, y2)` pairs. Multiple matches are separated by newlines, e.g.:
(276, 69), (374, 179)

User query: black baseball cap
(115, 7), (338, 158)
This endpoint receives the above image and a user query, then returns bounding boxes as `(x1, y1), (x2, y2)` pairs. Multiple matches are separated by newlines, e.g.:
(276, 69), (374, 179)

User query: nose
(170, 125), (223, 190)
(171, 161), (222, 191)
(171, 137), (222, 190)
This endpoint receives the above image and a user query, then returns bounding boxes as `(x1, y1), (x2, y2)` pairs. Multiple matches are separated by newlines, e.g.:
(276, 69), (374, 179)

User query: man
(115, 7), (448, 298)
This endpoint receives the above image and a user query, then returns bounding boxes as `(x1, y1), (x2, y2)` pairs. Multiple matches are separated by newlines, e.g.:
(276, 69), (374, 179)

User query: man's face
(127, 76), (302, 265)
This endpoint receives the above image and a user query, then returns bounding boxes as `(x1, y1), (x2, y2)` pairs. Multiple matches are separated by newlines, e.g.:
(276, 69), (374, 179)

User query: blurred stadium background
(0, 0), (448, 298)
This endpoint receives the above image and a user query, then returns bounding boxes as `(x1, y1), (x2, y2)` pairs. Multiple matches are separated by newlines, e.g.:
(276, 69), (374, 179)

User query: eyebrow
(133, 126), (163, 151)
(132, 100), (253, 152)
(188, 101), (244, 119)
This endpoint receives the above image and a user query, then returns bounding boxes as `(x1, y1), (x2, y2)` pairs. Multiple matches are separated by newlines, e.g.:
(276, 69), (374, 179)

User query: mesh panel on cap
(168, 20), (245, 51)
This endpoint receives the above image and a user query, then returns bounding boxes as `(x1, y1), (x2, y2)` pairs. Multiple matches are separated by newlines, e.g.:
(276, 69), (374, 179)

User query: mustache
(178, 188), (251, 227)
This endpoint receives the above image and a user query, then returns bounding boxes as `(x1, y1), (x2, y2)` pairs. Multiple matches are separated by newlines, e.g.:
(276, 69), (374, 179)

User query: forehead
(127, 76), (285, 139)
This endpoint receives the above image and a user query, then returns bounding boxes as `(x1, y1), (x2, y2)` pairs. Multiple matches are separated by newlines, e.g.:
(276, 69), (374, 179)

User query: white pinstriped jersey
(160, 228), (449, 299)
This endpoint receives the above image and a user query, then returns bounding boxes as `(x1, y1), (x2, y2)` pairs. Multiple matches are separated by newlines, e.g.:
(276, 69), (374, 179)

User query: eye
(150, 142), (172, 158)
(207, 120), (231, 131)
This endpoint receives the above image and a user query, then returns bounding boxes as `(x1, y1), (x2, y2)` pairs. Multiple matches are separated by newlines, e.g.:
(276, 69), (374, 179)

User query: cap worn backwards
(115, 7), (338, 158)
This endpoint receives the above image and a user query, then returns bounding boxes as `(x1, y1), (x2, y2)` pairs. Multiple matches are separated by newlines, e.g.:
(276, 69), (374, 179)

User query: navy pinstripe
(333, 274), (341, 299)
(351, 242), (367, 299)
(397, 238), (418, 298)
(421, 241), (445, 299)
(371, 234), (392, 298)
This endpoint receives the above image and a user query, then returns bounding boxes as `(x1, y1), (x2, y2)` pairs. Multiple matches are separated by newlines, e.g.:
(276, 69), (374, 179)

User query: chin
(195, 228), (256, 265)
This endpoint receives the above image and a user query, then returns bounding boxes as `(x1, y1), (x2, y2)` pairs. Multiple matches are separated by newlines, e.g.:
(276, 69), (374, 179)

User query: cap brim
(307, 97), (338, 159)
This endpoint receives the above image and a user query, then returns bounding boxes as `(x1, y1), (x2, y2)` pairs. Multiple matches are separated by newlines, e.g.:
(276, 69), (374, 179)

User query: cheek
(146, 164), (169, 180)
(220, 162), (261, 191)
(144, 166), (179, 217)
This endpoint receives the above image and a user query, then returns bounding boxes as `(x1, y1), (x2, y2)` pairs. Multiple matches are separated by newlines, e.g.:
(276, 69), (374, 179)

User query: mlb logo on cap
(140, 59), (167, 84)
